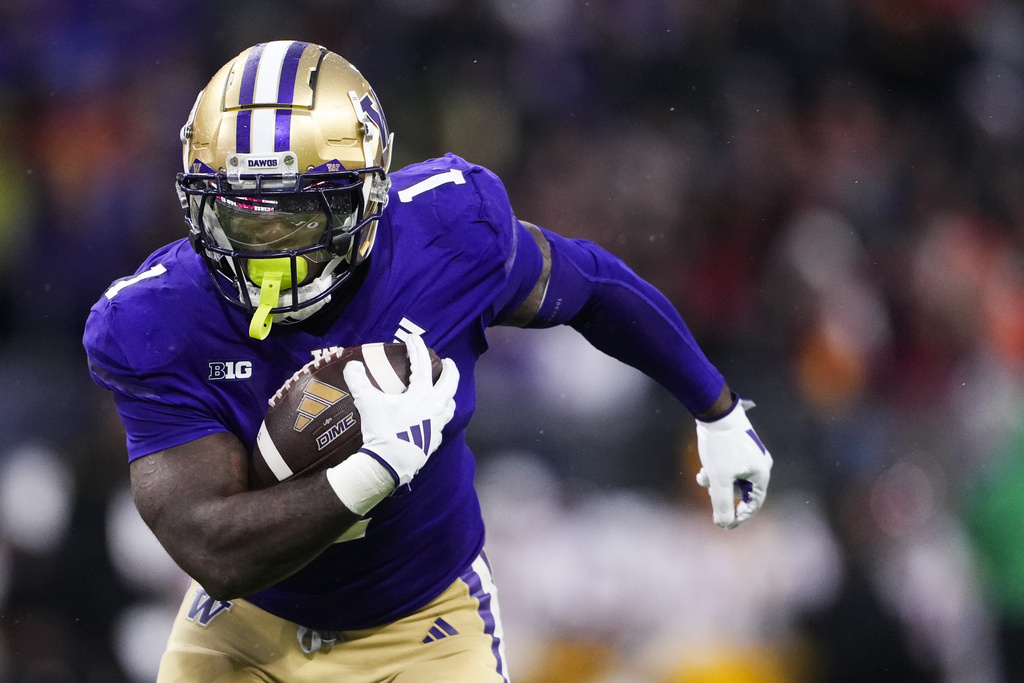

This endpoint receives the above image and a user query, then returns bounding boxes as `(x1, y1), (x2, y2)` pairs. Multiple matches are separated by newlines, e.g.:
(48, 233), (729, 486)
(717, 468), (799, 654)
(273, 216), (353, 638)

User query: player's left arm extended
(501, 222), (773, 529)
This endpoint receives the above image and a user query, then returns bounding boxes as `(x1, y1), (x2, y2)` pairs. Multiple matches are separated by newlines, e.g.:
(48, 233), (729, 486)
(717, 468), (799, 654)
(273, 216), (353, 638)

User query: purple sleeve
(530, 228), (725, 415)
(85, 309), (230, 461)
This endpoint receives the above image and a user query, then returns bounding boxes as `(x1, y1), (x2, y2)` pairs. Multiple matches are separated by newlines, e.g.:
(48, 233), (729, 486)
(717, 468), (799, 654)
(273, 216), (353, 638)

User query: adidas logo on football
(293, 379), (348, 431)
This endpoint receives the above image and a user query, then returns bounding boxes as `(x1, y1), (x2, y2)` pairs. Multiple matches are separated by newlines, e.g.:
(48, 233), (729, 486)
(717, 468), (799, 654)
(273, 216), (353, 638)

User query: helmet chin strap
(247, 258), (308, 340)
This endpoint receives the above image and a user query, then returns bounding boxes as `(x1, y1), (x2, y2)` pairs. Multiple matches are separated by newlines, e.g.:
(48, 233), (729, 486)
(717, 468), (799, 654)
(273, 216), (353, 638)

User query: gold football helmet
(176, 41), (393, 339)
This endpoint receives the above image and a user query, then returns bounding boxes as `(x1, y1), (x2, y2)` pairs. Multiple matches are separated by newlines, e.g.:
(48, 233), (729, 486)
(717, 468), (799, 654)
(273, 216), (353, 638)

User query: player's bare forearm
(130, 431), (361, 600)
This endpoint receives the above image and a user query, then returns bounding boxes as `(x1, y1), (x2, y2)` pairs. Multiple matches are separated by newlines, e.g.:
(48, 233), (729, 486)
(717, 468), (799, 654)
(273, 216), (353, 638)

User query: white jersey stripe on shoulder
(255, 421), (294, 481)
(361, 343), (406, 395)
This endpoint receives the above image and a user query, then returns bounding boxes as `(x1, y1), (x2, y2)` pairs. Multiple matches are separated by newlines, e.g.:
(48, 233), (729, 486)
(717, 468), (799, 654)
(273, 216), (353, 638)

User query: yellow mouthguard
(249, 270), (281, 340)
(247, 258), (309, 340)
(248, 257), (307, 289)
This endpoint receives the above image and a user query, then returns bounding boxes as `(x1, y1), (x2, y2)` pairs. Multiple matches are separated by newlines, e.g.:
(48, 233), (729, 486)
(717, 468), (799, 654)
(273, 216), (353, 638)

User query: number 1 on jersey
(104, 264), (168, 300)
(397, 169), (465, 203)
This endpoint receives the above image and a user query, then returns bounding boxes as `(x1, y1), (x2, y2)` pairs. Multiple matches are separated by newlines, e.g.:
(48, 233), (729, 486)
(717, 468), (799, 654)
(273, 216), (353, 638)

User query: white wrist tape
(325, 452), (396, 516)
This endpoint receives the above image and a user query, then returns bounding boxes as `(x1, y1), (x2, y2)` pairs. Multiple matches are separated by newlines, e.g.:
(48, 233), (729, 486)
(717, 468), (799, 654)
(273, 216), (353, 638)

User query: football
(250, 342), (443, 489)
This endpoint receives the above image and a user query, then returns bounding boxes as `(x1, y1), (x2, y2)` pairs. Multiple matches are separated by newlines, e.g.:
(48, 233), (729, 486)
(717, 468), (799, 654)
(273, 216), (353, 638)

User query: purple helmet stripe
(234, 43), (265, 153)
(274, 42), (301, 152)
(237, 43), (265, 106)
(235, 42), (307, 154)
(460, 560), (507, 682)
(272, 43), (302, 151)
(277, 41), (306, 105)
(274, 108), (291, 152)
(236, 109), (252, 154)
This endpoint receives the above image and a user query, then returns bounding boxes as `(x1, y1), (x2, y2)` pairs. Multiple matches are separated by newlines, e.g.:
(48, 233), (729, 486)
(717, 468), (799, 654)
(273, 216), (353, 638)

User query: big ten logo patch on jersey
(187, 587), (233, 627)
(209, 360), (253, 380)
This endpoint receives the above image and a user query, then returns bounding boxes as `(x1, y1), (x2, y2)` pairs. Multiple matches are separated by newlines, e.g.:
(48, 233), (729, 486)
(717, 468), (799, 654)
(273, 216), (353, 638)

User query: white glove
(695, 397), (773, 530)
(326, 335), (459, 515)
(345, 334), (459, 485)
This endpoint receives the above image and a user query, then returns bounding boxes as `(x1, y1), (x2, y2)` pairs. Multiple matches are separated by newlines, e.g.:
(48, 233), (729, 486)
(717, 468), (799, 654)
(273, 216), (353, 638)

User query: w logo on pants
(187, 587), (233, 627)
(397, 420), (432, 454)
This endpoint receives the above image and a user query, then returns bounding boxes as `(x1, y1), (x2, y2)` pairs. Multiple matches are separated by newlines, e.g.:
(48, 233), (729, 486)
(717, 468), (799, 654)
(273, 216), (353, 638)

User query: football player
(83, 41), (772, 683)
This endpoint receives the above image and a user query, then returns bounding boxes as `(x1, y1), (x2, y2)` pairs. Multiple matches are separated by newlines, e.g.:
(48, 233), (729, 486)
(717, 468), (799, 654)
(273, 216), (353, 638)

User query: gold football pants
(156, 554), (508, 682)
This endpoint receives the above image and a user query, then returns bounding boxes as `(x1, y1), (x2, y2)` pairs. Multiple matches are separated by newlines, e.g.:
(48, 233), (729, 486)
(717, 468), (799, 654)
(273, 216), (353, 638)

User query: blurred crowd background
(0, 0), (1023, 681)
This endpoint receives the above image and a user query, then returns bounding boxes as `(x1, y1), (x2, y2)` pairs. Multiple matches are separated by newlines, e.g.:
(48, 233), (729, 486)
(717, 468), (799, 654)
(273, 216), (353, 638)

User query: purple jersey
(84, 154), (543, 630)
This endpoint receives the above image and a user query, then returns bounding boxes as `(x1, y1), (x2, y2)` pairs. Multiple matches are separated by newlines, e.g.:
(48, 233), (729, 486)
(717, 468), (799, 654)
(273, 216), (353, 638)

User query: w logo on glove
(396, 420), (433, 455)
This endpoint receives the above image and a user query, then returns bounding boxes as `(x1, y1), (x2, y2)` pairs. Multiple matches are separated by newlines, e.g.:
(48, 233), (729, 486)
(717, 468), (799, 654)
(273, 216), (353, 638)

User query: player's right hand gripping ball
(250, 342), (443, 489)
